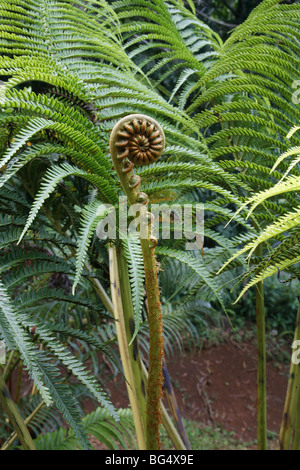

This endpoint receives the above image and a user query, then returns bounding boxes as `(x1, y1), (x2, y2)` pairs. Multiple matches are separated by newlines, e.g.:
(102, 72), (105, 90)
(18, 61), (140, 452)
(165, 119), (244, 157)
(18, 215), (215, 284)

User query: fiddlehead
(110, 114), (165, 449)
(110, 114), (165, 202)
(115, 116), (164, 166)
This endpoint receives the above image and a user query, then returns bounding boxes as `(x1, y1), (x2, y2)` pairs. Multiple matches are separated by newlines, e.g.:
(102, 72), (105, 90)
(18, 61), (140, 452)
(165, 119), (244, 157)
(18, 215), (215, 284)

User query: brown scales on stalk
(110, 114), (190, 450)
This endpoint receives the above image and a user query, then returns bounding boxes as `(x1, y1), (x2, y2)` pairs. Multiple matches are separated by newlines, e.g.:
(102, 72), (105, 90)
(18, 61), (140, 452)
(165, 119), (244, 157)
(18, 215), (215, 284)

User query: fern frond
(121, 234), (145, 338)
(34, 407), (135, 450)
(73, 200), (111, 293)
(0, 117), (54, 170)
(21, 318), (119, 422)
(0, 279), (52, 405)
(156, 246), (225, 311)
(33, 350), (92, 450)
(16, 288), (106, 317)
(18, 162), (116, 243)
(234, 253), (300, 303)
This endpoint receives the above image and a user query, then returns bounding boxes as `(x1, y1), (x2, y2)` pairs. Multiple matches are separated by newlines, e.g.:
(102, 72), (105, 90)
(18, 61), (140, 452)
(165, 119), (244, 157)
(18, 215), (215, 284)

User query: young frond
(21, 317), (119, 422)
(18, 162), (116, 244)
(73, 200), (112, 293)
(156, 246), (225, 311)
(121, 234), (145, 338)
(34, 407), (135, 450)
(0, 280), (52, 405)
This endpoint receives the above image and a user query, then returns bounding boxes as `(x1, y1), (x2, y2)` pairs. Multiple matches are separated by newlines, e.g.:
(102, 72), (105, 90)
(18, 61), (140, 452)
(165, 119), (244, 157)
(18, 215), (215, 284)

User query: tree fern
(156, 246), (225, 311)
(73, 200), (112, 293)
(0, 205), (120, 448)
(0, 279), (52, 405)
(20, 317), (118, 420)
(1, 0), (300, 450)
(32, 350), (92, 450)
(218, 128), (300, 299)
(34, 407), (135, 450)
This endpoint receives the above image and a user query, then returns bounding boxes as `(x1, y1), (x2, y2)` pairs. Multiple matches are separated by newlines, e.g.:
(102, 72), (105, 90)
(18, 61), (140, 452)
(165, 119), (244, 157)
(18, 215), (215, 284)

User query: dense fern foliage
(0, 0), (300, 449)
(218, 126), (300, 301)
(34, 408), (136, 450)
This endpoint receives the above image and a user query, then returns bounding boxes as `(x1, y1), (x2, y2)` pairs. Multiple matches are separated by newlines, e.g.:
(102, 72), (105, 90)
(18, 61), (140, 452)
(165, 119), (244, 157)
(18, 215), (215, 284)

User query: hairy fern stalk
(0, 0), (299, 450)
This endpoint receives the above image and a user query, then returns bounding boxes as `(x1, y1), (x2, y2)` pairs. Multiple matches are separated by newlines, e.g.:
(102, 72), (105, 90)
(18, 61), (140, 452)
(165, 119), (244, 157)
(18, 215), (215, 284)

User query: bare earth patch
(98, 337), (289, 448)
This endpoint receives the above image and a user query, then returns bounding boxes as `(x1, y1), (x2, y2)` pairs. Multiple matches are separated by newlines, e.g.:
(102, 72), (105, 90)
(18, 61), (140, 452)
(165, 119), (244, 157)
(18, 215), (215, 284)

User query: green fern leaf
(156, 246), (225, 311)
(122, 234), (145, 339)
(0, 280), (52, 405)
(73, 200), (112, 294)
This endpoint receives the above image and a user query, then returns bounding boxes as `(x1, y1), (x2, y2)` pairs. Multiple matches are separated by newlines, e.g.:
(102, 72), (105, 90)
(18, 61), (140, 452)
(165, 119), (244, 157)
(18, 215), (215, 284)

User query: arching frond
(73, 200), (112, 293)
(34, 407), (136, 450)
(0, 279), (52, 405)
(121, 234), (145, 338)
(156, 246), (225, 311)
(218, 129), (300, 298)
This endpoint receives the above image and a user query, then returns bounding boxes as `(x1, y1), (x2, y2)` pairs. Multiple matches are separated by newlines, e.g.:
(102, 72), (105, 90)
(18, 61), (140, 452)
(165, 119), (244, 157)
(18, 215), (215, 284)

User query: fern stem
(291, 357), (300, 450)
(255, 243), (267, 450)
(1, 400), (45, 450)
(24, 184), (185, 449)
(279, 298), (300, 450)
(144, 297), (191, 449)
(0, 375), (36, 450)
(140, 359), (187, 450)
(88, 259), (190, 449)
(109, 244), (147, 449)
(140, 236), (164, 449)
(85, 263), (115, 315)
(110, 114), (165, 449)
(116, 244), (149, 446)
(3, 351), (20, 382)
(2, 351), (16, 381)
(15, 362), (23, 403)
(162, 360), (191, 449)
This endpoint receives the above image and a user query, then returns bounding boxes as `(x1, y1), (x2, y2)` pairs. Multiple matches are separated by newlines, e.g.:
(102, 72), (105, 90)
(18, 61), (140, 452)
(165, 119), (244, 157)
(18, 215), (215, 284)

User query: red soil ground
(101, 336), (290, 447)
